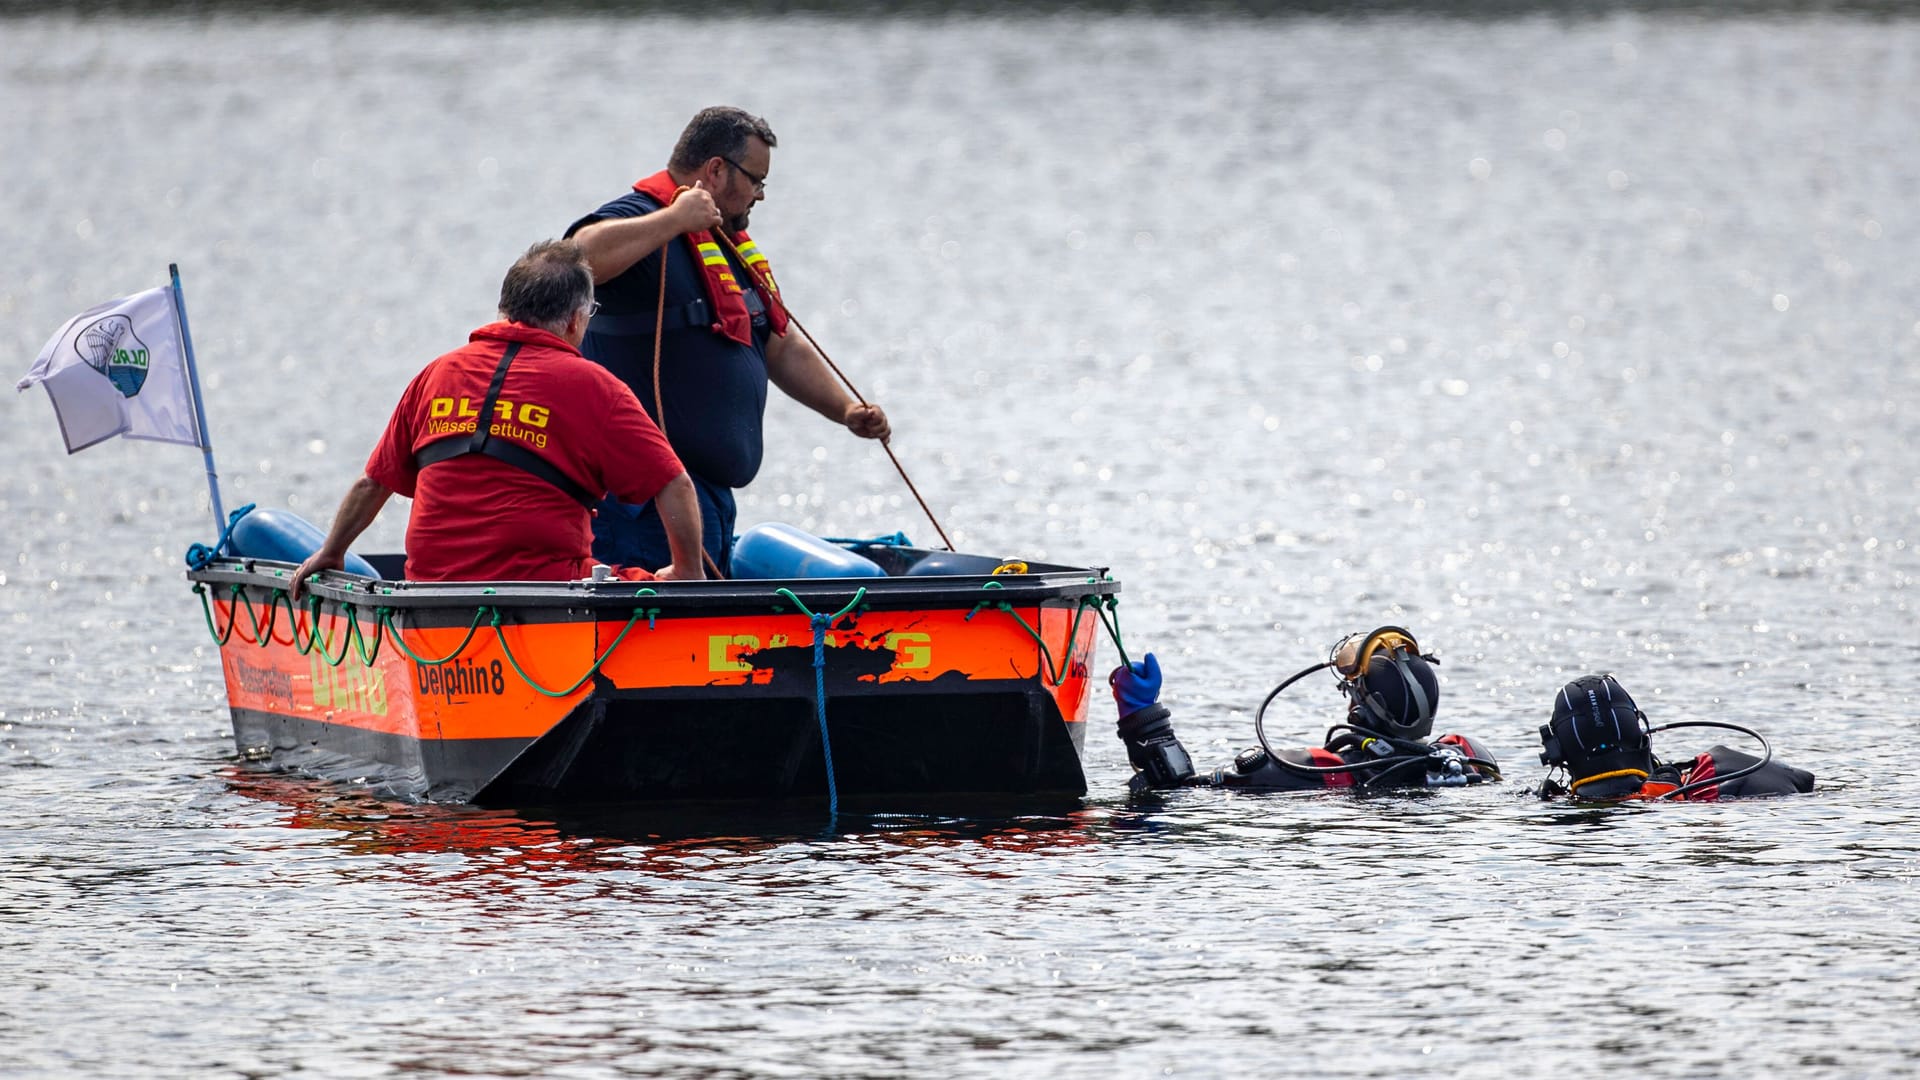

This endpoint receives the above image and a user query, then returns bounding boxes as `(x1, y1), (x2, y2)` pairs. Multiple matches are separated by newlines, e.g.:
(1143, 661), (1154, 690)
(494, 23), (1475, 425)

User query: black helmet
(1540, 674), (1652, 798)
(1331, 626), (1439, 740)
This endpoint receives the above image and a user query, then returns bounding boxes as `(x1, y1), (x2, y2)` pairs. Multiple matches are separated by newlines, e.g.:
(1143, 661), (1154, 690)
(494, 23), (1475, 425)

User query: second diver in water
(1113, 626), (1501, 793)
(1535, 673), (1814, 800)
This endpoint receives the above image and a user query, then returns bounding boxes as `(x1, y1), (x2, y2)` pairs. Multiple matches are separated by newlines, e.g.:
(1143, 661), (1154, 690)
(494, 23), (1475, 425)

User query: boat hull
(191, 550), (1114, 805)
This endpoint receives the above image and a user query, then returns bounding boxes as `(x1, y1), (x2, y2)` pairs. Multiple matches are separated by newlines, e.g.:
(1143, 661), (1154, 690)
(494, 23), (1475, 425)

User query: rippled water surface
(5, 9), (1919, 1077)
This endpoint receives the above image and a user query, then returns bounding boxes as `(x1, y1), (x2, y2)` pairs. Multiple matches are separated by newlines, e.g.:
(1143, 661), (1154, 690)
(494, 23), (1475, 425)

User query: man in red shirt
(291, 240), (703, 592)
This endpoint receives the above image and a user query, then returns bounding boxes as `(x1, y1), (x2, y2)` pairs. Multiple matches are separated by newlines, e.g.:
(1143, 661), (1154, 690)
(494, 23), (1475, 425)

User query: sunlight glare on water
(3, 8), (1919, 1078)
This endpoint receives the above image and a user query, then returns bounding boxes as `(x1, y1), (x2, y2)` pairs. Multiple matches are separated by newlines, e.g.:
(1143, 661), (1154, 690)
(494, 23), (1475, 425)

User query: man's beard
(726, 209), (752, 233)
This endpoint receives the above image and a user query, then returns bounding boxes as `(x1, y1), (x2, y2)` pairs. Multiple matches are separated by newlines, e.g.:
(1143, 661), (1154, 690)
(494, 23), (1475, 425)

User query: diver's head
(1331, 626), (1439, 740)
(1540, 674), (1653, 799)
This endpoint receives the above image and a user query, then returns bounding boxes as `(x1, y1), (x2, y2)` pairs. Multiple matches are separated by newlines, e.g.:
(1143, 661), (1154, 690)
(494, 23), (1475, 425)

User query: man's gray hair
(670, 106), (777, 172)
(498, 239), (593, 332)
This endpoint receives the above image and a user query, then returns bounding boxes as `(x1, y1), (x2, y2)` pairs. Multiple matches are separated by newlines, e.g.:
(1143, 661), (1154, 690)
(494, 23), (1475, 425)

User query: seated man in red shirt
(291, 239), (703, 592)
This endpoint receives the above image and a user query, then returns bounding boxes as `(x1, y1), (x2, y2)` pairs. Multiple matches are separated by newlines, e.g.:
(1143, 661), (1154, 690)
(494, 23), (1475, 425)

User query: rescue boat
(185, 530), (1118, 807)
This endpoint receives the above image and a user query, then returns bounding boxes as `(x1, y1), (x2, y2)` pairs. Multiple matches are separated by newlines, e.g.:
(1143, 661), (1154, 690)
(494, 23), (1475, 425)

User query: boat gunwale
(185, 555), (1120, 615)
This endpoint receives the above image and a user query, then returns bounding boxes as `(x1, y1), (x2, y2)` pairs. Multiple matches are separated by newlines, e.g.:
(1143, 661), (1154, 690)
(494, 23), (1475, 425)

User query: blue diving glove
(1109, 652), (1162, 716)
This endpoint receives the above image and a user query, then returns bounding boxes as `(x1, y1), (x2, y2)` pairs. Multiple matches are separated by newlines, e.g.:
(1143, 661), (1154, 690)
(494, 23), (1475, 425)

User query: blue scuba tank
(228, 507), (380, 579)
(730, 522), (886, 580)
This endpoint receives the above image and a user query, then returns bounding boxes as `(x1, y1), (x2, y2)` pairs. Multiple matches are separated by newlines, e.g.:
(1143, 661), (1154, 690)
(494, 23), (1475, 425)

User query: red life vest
(632, 170), (790, 346)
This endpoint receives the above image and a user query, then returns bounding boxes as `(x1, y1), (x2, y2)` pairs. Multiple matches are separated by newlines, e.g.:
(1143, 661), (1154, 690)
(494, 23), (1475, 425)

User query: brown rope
(650, 191), (727, 579)
(651, 238), (670, 441)
(710, 229), (956, 551)
(657, 250), (728, 581)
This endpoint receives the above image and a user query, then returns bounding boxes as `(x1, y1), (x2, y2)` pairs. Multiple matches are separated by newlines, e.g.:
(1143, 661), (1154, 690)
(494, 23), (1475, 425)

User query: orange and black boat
(185, 529), (1119, 808)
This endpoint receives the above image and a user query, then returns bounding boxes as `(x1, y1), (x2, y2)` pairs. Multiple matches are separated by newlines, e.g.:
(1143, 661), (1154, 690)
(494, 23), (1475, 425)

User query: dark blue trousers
(590, 472), (735, 577)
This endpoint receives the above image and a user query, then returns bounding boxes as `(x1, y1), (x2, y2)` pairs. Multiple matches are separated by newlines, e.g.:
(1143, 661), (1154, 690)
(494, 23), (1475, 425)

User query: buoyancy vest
(1210, 731), (1499, 791)
(631, 171), (789, 346)
(1603, 746), (1816, 801)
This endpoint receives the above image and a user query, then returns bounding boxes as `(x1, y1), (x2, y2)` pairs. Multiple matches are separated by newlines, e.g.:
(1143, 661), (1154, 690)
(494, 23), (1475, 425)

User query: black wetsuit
(1637, 746), (1814, 800)
(1117, 703), (1500, 793)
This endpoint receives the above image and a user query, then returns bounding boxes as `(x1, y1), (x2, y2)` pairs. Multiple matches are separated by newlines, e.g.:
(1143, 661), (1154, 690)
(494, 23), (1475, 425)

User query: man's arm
(290, 475), (393, 599)
(571, 183), (723, 285)
(649, 472), (706, 581)
(765, 328), (891, 441)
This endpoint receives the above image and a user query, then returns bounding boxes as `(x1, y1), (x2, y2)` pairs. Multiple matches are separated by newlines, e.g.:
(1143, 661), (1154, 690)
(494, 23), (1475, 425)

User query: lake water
(4, 8), (1918, 1077)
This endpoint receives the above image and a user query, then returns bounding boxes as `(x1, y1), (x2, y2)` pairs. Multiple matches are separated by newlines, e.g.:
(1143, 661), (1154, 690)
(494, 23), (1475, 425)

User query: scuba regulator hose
(1644, 719), (1775, 801)
(1252, 661), (1335, 773)
(1252, 664), (1499, 784)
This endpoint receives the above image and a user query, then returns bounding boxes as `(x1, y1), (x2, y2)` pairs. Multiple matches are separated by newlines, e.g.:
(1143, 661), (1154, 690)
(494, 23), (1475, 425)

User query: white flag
(17, 285), (205, 453)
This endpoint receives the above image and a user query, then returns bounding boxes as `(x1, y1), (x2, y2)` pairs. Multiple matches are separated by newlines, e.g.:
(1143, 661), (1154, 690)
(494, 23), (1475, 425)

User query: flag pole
(169, 264), (226, 536)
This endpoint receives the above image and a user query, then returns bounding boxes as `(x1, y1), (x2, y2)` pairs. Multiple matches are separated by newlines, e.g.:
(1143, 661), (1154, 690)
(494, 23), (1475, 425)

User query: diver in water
(1536, 673), (1815, 800)
(1113, 626), (1501, 793)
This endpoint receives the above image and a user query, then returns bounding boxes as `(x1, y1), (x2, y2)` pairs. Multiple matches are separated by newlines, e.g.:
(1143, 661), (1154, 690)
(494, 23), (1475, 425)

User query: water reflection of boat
(188, 541), (1118, 807)
(223, 769), (1103, 888)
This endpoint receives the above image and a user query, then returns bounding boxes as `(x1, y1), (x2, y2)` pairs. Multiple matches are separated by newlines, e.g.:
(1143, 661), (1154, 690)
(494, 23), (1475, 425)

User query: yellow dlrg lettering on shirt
(430, 397), (551, 427)
(487, 419), (549, 451)
(491, 401), (553, 428)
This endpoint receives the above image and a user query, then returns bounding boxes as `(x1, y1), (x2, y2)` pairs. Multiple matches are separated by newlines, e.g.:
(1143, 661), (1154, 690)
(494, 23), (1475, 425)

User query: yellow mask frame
(1330, 625), (1423, 683)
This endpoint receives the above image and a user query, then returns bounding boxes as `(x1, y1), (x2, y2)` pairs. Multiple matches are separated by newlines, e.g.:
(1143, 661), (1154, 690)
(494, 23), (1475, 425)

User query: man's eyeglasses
(723, 157), (768, 194)
(586, 300), (601, 316)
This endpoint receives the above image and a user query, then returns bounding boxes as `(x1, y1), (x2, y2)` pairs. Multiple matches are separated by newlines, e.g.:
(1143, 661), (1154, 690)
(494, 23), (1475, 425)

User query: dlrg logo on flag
(17, 285), (205, 453)
(80, 313), (153, 397)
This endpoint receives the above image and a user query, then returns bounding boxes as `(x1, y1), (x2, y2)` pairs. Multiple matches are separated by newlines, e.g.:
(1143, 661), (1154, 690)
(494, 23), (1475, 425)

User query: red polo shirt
(366, 321), (683, 582)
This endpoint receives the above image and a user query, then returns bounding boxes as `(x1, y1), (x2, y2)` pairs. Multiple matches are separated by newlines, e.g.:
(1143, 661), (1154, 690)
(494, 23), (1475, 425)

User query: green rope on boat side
(489, 606), (654, 698)
(346, 603), (385, 667)
(965, 586), (1130, 686)
(272, 591), (318, 652)
(196, 582), (657, 694)
(192, 581), (381, 666)
(192, 583), (240, 646)
(379, 606), (490, 666)
(193, 583), (292, 650)
(977, 596), (1096, 687)
(771, 586), (869, 624)
(234, 584), (274, 645)
(961, 579), (1009, 621)
(191, 573), (1122, 697)
(260, 591), (321, 655)
(1093, 595), (1131, 670)
(304, 600), (384, 668)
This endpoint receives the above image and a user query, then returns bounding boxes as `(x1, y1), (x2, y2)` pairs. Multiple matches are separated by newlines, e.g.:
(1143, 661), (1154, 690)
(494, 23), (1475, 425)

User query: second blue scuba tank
(730, 522), (887, 580)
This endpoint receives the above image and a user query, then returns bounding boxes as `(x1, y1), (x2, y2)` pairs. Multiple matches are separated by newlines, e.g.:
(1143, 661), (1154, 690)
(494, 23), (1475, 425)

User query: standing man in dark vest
(565, 106), (890, 576)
